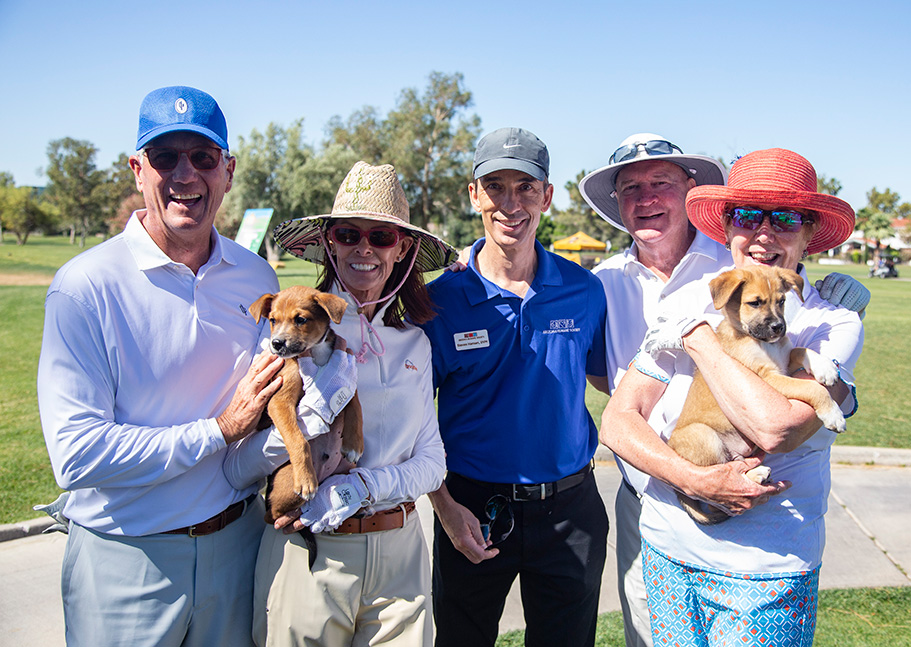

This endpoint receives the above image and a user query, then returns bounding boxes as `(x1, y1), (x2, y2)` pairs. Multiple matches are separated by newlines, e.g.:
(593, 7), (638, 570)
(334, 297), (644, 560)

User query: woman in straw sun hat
(228, 161), (456, 646)
(601, 148), (865, 646)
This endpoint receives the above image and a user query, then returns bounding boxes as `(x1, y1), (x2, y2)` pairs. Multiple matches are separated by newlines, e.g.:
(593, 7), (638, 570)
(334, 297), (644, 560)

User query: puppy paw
(342, 448), (362, 465)
(745, 465), (771, 485)
(805, 350), (839, 386)
(819, 403), (847, 433)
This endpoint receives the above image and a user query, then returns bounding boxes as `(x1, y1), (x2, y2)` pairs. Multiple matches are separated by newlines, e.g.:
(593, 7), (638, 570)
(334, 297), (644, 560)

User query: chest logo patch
(454, 329), (490, 351)
(543, 318), (580, 334)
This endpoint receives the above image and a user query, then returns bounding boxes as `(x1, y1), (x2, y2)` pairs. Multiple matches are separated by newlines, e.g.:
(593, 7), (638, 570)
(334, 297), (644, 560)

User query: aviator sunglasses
(143, 146), (226, 172)
(726, 207), (814, 233)
(328, 224), (405, 248)
(609, 139), (683, 164)
(479, 494), (514, 548)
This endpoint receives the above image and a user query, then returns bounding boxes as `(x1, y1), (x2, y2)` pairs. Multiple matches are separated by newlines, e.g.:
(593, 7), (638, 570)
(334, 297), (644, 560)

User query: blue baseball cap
(472, 127), (549, 181)
(136, 86), (229, 151)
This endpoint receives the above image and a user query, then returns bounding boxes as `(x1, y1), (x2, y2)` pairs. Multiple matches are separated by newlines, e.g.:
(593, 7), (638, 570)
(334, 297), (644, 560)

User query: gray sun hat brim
(579, 154), (727, 233)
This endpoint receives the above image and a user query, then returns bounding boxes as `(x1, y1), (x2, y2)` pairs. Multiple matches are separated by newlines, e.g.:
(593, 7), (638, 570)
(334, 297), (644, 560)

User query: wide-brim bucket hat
(579, 132), (727, 232)
(273, 161), (457, 272)
(686, 148), (855, 256)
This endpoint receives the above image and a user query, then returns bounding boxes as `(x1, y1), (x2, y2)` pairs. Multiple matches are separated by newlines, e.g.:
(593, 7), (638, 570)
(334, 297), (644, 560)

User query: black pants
(432, 470), (608, 647)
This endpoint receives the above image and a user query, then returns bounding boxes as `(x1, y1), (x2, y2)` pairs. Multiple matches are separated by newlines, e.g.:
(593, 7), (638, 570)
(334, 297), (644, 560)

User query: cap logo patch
(174, 98), (188, 114)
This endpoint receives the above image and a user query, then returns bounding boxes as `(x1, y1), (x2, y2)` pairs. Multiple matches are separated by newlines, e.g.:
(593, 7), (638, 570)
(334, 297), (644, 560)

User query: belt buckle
(187, 524), (201, 538)
(510, 483), (546, 502)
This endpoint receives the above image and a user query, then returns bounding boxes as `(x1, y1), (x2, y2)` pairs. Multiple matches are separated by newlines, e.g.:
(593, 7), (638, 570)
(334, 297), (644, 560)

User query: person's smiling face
(129, 131), (234, 252)
(614, 160), (695, 247)
(469, 168), (553, 253)
(329, 218), (414, 305)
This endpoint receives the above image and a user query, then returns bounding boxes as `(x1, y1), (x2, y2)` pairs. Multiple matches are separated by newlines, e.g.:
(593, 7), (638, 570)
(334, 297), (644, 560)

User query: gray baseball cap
(473, 127), (549, 181)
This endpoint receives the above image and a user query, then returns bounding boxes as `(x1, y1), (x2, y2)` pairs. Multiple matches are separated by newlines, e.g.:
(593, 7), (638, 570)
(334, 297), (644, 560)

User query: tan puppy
(668, 265), (845, 524)
(250, 285), (364, 523)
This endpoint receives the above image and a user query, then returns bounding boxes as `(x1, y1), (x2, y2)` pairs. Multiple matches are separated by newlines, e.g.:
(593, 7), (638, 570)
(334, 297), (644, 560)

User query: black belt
(163, 494), (257, 537)
(457, 462), (593, 502)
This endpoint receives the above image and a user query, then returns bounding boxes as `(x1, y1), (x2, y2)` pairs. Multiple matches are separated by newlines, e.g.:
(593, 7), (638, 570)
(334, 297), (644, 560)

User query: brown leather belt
(332, 502), (416, 534)
(163, 494), (256, 537)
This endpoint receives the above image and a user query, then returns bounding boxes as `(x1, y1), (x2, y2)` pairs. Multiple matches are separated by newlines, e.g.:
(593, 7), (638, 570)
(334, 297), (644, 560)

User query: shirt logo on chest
(543, 318), (580, 334)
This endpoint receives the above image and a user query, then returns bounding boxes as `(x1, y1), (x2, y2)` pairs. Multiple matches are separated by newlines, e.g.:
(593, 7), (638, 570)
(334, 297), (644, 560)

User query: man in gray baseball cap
(419, 127), (610, 647)
(37, 86), (284, 647)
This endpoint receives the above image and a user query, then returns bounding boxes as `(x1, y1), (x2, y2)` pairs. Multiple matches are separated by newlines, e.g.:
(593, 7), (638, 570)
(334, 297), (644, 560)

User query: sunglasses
(609, 139), (683, 164)
(479, 494), (514, 547)
(726, 207), (814, 233)
(328, 224), (405, 248)
(143, 146), (226, 171)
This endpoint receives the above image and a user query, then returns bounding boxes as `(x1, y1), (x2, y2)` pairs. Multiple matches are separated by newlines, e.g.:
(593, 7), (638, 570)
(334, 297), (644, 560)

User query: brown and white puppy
(250, 285), (364, 523)
(668, 265), (845, 524)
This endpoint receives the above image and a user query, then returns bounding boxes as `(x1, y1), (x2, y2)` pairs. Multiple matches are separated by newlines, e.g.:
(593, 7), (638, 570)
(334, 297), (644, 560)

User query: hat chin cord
(318, 228), (420, 364)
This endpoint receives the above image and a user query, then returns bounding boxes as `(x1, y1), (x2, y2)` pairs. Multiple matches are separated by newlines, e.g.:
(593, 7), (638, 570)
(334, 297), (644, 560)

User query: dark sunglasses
(726, 207), (814, 233)
(144, 146), (225, 171)
(479, 494), (514, 547)
(328, 224), (404, 248)
(609, 139), (683, 164)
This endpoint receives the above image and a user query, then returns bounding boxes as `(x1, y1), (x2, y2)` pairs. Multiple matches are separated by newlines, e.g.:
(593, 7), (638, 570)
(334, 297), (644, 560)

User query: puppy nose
(271, 338), (286, 352)
(769, 321), (784, 336)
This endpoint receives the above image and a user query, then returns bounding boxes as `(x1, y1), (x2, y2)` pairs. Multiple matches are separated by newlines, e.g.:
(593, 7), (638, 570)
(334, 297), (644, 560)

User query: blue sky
(1, 0), (909, 215)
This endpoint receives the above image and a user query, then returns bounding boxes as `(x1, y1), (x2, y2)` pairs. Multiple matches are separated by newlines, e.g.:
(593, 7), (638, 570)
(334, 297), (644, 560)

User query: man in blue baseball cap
(419, 127), (610, 646)
(37, 86), (285, 647)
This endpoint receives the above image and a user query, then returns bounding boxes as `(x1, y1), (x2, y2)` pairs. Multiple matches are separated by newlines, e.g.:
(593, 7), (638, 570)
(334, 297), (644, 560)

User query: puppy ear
(779, 269), (805, 302)
(314, 292), (348, 324)
(249, 294), (274, 323)
(709, 269), (747, 310)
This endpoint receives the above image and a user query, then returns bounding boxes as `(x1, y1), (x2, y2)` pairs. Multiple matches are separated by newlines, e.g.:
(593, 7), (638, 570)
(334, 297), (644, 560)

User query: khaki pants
(615, 482), (652, 647)
(254, 510), (431, 647)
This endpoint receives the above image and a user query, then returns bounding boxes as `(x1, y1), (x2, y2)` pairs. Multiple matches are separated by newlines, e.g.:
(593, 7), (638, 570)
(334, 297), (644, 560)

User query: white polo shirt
(593, 232), (731, 492)
(38, 212), (278, 536)
(636, 267), (864, 573)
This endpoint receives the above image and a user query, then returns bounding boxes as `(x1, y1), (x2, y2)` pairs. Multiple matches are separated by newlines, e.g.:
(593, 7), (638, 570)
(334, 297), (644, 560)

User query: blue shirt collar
(463, 238), (562, 305)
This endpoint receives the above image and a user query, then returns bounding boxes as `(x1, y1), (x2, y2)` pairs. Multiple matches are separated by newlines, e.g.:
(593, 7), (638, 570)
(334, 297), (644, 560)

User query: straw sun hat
(272, 161), (457, 272)
(686, 148), (856, 256)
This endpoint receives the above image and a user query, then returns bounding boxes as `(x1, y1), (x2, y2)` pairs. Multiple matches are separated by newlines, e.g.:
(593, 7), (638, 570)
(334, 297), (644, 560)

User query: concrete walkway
(1, 446), (908, 645)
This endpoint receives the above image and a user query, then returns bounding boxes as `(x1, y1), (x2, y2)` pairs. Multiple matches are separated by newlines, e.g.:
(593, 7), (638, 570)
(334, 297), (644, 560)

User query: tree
(856, 187), (911, 264)
(549, 170), (632, 253)
(96, 153), (140, 237)
(817, 174), (842, 196)
(0, 183), (56, 245)
(326, 71), (482, 240)
(225, 121), (358, 261)
(44, 138), (105, 247)
(0, 171), (12, 242)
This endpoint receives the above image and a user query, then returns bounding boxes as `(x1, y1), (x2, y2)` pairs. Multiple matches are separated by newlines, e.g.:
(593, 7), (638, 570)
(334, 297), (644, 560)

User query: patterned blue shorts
(642, 540), (819, 647)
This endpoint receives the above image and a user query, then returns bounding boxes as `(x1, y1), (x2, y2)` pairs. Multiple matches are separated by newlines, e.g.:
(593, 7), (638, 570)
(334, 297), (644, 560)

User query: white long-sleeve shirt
(37, 212), (278, 536)
(224, 284), (445, 510)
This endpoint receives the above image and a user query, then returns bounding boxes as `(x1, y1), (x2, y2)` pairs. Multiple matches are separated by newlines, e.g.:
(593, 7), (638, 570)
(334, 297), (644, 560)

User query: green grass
(495, 588), (911, 646)
(0, 239), (909, 523)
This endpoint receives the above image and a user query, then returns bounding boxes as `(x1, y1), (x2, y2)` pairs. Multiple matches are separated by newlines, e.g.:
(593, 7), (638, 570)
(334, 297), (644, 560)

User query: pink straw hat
(686, 148), (856, 255)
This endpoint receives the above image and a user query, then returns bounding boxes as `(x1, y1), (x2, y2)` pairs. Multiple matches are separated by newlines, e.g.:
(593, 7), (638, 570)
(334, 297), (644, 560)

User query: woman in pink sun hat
(601, 148), (865, 646)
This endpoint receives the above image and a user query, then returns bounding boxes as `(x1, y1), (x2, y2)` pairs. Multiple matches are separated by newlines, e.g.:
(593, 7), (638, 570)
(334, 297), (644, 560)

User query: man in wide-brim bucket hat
(273, 161), (457, 273)
(579, 132), (727, 232)
(686, 147), (856, 255)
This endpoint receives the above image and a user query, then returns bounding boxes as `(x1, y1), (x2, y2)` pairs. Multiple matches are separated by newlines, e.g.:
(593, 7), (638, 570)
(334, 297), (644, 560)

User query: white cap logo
(174, 98), (188, 114)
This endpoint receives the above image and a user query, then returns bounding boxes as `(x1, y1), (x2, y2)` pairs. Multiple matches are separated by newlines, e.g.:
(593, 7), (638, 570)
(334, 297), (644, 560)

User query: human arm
(601, 365), (788, 514)
(427, 482), (498, 563)
(680, 324), (850, 453)
(38, 290), (282, 490)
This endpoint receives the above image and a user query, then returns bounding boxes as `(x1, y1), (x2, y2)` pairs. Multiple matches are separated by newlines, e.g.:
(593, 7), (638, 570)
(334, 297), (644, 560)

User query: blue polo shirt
(420, 239), (608, 484)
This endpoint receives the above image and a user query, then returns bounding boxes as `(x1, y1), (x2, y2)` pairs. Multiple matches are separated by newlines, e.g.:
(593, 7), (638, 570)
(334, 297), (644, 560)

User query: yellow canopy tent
(552, 231), (607, 251)
(551, 231), (608, 267)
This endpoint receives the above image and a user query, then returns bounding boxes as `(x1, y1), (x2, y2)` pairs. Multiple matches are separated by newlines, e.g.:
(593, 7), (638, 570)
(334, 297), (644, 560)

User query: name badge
(454, 329), (490, 351)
